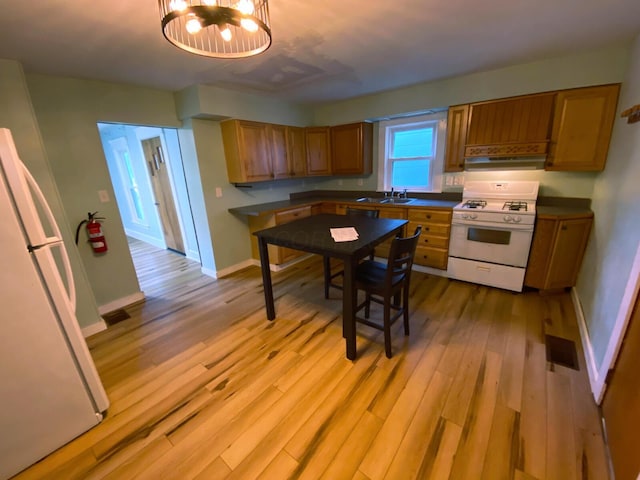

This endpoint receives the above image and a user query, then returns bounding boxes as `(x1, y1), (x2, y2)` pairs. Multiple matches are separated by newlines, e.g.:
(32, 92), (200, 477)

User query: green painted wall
(577, 35), (640, 371)
(0, 60), (101, 329)
(24, 75), (183, 309)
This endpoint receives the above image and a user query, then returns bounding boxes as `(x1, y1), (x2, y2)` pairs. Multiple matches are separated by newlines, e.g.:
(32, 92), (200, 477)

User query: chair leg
(403, 287), (410, 336)
(364, 293), (371, 318)
(384, 296), (392, 358)
(323, 256), (331, 299)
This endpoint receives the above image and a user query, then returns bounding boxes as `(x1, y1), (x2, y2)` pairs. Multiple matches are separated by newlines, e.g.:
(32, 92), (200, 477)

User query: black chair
(323, 207), (380, 299)
(353, 225), (422, 358)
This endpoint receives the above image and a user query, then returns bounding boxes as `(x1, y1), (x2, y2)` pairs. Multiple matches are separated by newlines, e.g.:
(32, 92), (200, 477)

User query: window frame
(377, 111), (447, 193)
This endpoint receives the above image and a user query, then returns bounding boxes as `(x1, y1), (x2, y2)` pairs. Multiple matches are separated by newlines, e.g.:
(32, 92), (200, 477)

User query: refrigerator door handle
(21, 163), (77, 312)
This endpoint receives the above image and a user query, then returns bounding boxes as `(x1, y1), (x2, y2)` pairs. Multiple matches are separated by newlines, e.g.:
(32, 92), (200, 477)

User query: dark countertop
(536, 205), (594, 218)
(228, 190), (593, 218)
(228, 191), (461, 216)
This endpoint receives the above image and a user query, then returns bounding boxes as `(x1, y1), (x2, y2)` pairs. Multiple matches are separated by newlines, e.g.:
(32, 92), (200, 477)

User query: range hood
(464, 156), (546, 171)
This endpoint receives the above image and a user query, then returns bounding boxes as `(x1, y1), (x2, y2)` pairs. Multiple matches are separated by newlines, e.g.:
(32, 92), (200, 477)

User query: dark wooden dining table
(253, 213), (408, 360)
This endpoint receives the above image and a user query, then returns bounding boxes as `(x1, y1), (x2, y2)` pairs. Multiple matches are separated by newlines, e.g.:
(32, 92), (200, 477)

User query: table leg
(343, 256), (358, 360)
(257, 237), (275, 320)
(323, 255), (331, 299)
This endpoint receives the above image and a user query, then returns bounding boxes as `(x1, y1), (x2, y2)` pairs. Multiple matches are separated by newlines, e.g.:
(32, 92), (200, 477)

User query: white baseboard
(124, 229), (166, 249)
(571, 287), (602, 402)
(81, 318), (108, 338)
(200, 266), (218, 279)
(214, 259), (255, 277)
(98, 291), (145, 316)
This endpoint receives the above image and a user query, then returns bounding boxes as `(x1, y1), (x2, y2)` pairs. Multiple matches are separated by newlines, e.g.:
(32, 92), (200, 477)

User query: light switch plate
(215, 187), (222, 198)
(98, 190), (110, 203)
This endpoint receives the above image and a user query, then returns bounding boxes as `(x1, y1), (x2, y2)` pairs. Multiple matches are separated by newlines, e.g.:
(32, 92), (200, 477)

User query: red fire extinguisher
(75, 212), (108, 254)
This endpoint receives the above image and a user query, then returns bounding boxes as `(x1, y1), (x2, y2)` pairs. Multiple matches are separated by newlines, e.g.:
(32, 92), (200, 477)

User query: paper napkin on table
(330, 227), (359, 242)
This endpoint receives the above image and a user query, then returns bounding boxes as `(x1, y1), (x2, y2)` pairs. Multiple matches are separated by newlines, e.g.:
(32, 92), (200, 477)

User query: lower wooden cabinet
(524, 213), (593, 291)
(406, 208), (452, 269)
(248, 206), (312, 265)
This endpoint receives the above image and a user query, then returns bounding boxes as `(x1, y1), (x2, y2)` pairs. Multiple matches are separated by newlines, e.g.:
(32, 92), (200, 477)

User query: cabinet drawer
(407, 220), (450, 237)
(275, 206), (311, 224)
(414, 246), (448, 269)
(407, 209), (452, 224)
(416, 234), (449, 249)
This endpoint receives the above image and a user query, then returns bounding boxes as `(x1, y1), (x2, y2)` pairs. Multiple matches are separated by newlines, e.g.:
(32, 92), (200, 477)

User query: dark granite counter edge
(228, 190), (593, 217)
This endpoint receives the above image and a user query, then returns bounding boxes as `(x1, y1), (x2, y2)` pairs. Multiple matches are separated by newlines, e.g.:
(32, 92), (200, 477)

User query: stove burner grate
(503, 201), (528, 212)
(462, 200), (487, 209)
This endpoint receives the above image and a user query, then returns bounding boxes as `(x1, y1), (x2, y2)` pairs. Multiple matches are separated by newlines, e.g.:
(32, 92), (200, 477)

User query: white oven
(449, 219), (534, 268)
(447, 180), (539, 292)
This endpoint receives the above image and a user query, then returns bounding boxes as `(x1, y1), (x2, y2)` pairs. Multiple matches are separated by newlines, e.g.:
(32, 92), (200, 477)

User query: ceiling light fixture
(158, 0), (271, 58)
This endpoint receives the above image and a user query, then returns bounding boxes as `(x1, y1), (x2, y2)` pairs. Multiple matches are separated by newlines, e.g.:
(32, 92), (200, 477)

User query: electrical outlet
(338, 179), (343, 186)
(445, 176), (454, 186)
(454, 176), (465, 185)
(215, 187), (222, 198)
(98, 190), (110, 203)
(357, 179), (363, 186)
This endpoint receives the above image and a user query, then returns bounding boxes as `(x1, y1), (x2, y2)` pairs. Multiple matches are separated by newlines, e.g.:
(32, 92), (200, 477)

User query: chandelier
(158, 0), (271, 58)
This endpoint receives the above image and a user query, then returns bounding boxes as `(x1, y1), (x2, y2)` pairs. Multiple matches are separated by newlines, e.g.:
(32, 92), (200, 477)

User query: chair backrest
(385, 225), (422, 288)
(345, 207), (380, 218)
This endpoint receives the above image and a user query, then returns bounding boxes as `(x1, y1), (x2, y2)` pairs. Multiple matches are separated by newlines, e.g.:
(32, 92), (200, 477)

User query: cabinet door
(331, 122), (373, 175)
(545, 217), (593, 289)
(269, 124), (289, 179)
(547, 84), (620, 171)
(524, 218), (556, 289)
(465, 93), (554, 157)
(286, 126), (307, 177)
(444, 105), (469, 172)
(524, 215), (593, 291)
(221, 120), (272, 183)
(305, 127), (332, 176)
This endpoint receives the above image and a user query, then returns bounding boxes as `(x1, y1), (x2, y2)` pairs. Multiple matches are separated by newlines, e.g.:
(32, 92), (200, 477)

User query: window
(378, 111), (447, 193)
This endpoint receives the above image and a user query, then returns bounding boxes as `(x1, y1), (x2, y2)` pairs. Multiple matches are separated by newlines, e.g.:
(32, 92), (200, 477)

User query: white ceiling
(1, 0), (639, 104)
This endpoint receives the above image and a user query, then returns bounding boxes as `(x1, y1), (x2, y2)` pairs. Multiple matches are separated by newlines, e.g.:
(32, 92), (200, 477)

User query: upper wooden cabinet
(443, 84), (620, 172)
(221, 119), (273, 183)
(286, 126), (307, 178)
(546, 84), (620, 171)
(445, 104), (469, 172)
(465, 93), (555, 158)
(330, 122), (373, 175)
(269, 124), (289, 179)
(305, 126), (332, 176)
(222, 120), (309, 183)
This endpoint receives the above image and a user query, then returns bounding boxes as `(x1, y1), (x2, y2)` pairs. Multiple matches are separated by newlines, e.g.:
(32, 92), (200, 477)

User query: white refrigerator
(0, 128), (109, 479)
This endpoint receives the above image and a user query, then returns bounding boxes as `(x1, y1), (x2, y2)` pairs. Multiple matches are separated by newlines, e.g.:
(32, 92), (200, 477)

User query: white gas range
(448, 180), (539, 292)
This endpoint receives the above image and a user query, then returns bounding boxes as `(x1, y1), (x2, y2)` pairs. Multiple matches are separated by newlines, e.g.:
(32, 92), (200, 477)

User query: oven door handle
(451, 219), (534, 231)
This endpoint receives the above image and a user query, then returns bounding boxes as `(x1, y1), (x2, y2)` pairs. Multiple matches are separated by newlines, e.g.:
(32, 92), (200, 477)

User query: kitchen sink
(355, 197), (415, 204)
(379, 198), (414, 204)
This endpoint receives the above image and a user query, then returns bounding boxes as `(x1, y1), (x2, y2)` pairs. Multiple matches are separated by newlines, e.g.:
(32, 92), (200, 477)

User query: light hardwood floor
(14, 239), (612, 480)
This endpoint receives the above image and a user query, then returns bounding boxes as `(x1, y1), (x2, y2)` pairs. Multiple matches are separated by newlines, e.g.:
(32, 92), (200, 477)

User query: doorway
(97, 123), (201, 274)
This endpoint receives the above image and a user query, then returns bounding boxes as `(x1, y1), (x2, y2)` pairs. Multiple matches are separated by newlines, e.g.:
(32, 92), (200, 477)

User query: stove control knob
(513, 216), (522, 223)
(461, 213), (468, 219)
(470, 213), (477, 220)
(504, 215), (513, 222)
